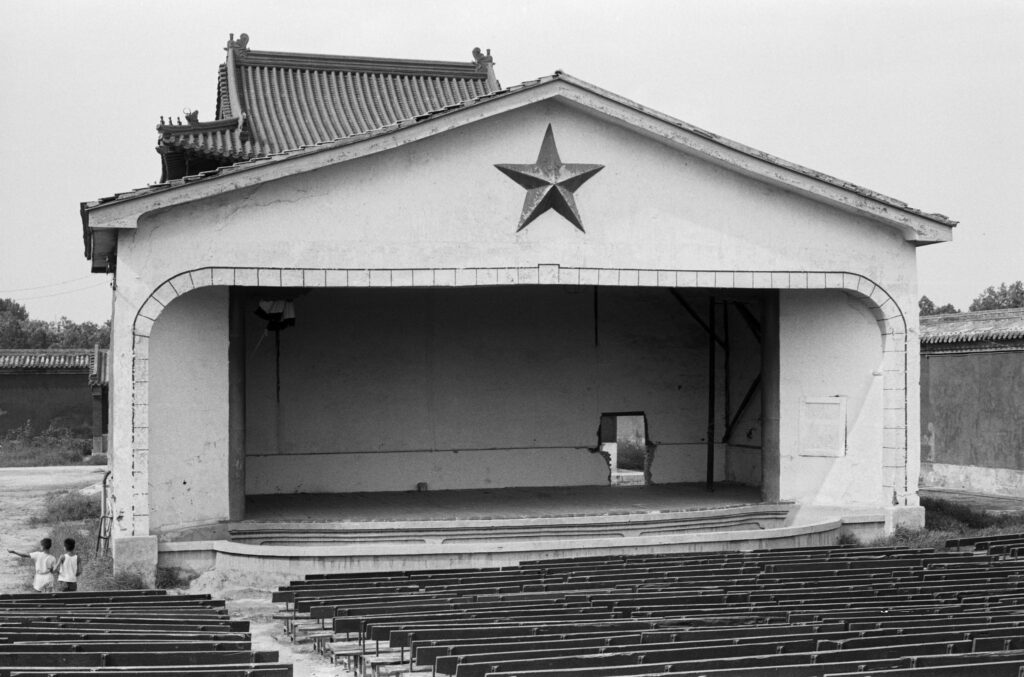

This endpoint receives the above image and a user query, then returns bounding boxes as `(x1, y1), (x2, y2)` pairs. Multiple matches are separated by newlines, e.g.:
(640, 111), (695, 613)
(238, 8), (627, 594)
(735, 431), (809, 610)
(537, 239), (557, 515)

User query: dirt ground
(0, 465), (344, 676)
(189, 569), (346, 677)
(0, 465), (106, 594)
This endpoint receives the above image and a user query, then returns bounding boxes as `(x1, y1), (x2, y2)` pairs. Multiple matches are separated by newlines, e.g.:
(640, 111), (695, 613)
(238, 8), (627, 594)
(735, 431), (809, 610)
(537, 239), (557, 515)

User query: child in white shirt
(8, 538), (56, 592)
(55, 537), (82, 592)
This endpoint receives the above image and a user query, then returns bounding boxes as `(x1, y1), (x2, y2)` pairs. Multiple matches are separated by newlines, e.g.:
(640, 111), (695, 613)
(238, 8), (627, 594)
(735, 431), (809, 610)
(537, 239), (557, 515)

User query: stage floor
(243, 483), (764, 523)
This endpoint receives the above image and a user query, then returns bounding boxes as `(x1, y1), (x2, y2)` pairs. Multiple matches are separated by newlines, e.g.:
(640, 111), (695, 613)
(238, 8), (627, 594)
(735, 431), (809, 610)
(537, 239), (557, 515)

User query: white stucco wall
(777, 290), (885, 506)
(119, 101), (917, 296)
(148, 287), (231, 534)
(104, 97), (924, 539)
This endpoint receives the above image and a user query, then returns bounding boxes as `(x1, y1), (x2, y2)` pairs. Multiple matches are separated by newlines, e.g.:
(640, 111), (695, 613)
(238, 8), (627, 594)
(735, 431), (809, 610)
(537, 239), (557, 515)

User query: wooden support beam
(734, 302), (763, 344)
(669, 289), (726, 348)
(722, 374), (762, 444)
(707, 296), (716, 492)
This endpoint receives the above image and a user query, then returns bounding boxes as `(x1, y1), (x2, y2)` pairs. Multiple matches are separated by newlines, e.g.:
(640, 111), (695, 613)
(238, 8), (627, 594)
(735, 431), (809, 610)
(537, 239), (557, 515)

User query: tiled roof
(0, 349), (94, 372)
(156, 37), (497, 169)
(89, 347), (110, 386)
(921, 308), (1024, 351)
(86, 72), (958, 226)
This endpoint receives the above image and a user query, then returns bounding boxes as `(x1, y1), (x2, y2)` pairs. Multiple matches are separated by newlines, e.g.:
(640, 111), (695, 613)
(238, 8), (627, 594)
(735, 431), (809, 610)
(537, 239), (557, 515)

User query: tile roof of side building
(0, 349), (94, 371)
(921, 307), (1024, 353)
(154, 33), (498, 178)
(0, 348), (110, 384)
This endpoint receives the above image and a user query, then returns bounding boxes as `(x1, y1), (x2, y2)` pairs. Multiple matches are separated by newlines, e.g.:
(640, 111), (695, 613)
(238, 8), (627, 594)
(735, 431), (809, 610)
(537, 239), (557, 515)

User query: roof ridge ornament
(226, 32), (250, 52)
(472, 47), (493, 69)
(473, 47), (499, 90)
(238, 112), (250, 144)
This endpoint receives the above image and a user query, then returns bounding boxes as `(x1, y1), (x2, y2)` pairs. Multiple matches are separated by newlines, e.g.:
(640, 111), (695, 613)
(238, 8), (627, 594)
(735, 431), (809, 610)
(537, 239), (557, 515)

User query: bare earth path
(187, 570), (347, 677)
(0, 466), (343, 675)
(0, 465), (106, 594)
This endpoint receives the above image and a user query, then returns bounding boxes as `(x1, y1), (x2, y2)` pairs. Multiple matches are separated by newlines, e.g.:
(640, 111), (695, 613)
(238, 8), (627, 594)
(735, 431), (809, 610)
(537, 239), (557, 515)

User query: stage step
(228, 504), (793, 546)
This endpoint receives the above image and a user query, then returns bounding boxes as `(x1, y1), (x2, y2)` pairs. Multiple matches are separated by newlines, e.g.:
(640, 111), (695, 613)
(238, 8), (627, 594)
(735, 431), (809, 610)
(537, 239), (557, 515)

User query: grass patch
(26, 489), (144, 591)
(28, 488), (191, 591)
(30, 490), (101, 525)
(0, 421), (98, 467)
(156, 566), (198, 590)
(0, 440), (91, 467)
(868, 497), (1024, 550)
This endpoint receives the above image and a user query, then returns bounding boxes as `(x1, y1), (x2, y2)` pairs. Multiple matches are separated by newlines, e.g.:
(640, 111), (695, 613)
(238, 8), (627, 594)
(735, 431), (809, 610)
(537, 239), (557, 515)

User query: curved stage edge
(157, 507), (889, 575)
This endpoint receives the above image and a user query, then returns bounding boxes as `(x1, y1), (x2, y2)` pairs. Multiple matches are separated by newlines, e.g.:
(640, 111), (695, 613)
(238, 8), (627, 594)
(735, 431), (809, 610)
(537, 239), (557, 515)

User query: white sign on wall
(799, 396), (847, 457)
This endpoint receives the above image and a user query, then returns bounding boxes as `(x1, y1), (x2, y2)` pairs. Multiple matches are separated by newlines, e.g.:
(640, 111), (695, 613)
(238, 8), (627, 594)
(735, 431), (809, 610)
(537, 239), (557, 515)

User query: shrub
(156, 566), (197, 590)
(2, 419), (35, 443)
(922, 497), (995, 531)
(0, 419), (95, 467)
(31, 490), (101, 525)
(84, 453), (108, 466)
(616, 439), (647, 471)
(110, 570), (150, 590)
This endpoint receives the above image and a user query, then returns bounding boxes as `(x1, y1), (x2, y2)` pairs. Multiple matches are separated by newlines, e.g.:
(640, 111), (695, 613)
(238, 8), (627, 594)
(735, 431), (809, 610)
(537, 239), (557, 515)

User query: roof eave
(81, 76), (957, 244)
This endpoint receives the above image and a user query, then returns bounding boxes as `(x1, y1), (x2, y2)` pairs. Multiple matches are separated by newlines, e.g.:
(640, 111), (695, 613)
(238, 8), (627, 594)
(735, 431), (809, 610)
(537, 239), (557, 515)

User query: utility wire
(0, 275), (94, 293)
(10, 281), (109, 301)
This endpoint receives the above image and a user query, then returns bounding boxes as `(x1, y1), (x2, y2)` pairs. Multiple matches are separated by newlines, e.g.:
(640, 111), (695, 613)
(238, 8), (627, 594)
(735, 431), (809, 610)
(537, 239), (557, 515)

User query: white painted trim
(115, 264), (910, 540)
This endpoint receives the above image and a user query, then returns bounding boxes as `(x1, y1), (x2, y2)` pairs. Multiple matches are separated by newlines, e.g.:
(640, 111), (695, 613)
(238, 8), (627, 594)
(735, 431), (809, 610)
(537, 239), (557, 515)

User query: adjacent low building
(0, 348), (109, 453)
(920, 308), (1024, 497)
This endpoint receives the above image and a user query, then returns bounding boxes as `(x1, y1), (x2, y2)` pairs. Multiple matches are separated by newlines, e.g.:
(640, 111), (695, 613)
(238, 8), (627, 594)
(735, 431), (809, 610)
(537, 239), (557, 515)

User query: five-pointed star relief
(495, 124), (604, 232)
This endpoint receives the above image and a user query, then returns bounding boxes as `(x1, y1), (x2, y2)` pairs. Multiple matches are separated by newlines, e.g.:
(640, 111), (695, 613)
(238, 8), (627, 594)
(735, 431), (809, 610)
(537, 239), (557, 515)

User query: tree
(919, 295), (959, 316)
(968, 281), (1024, 311)
(0, 298), (29, 321)
(0, 298), (110, 349)
(49, 317), (110, 349)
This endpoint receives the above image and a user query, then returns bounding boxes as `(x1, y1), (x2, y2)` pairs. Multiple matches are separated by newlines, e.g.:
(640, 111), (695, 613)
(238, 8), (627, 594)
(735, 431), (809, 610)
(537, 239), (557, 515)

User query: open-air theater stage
(80, 37), (954, 579)
(157, 484), (886, 575)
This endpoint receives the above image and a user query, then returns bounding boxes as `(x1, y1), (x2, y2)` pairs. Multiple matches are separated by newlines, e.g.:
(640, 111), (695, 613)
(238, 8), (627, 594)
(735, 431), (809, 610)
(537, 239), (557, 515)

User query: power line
(0, 275), (94, 293)
(10, 281), (109, 302)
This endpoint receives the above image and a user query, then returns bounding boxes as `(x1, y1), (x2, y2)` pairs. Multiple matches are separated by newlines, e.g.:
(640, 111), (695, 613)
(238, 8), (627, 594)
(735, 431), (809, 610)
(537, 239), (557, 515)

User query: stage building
(79, 35), (955, 580)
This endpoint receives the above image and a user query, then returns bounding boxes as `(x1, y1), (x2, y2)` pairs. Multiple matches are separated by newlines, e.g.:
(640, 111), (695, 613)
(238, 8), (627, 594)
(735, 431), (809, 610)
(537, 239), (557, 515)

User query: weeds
(0, 420), (95, 467)
(30, 490), (101, 525)
(156, 566), (197, 590)
(868, 497), (1024, 550)
(29, 487), (162, 591)
(26, 489), (121, 591)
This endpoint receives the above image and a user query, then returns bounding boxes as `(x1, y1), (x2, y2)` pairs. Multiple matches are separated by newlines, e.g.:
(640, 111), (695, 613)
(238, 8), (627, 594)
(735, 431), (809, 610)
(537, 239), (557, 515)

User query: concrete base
(112, 535), (158, 587)
(886, 505), (926, 531)
(922, 462), (1024, 499)
(158, 525), (826, 574)
(158, 513), (888, 575)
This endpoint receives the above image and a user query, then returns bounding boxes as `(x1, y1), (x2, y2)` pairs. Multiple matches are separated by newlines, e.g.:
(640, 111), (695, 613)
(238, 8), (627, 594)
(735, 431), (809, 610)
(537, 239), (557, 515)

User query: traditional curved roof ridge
(921, 307), (1024, 346)
(237, 49), (491, 78)
(156, 34), (499, 171)
(0, 349), (94, 371)
(83, 68), (958, 269)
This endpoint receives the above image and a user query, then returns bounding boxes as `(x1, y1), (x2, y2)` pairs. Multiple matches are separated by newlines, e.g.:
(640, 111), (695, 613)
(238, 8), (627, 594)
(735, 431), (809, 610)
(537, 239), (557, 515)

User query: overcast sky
(0, 0), (1020, 322)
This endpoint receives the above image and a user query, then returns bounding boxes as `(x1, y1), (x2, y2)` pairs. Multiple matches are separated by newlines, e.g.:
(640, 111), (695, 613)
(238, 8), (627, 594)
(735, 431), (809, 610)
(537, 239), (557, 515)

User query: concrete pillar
(761, 291), (781, 502)
(228, 289), (246, 521)
(90, 385), (104, 455)
(112, 535), (157, 587)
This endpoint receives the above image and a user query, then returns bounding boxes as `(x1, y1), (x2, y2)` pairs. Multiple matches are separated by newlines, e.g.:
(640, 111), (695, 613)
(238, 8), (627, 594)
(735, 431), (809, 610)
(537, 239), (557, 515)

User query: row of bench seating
(0, 589), (294, 677)
(275, 537), (1024, 676)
